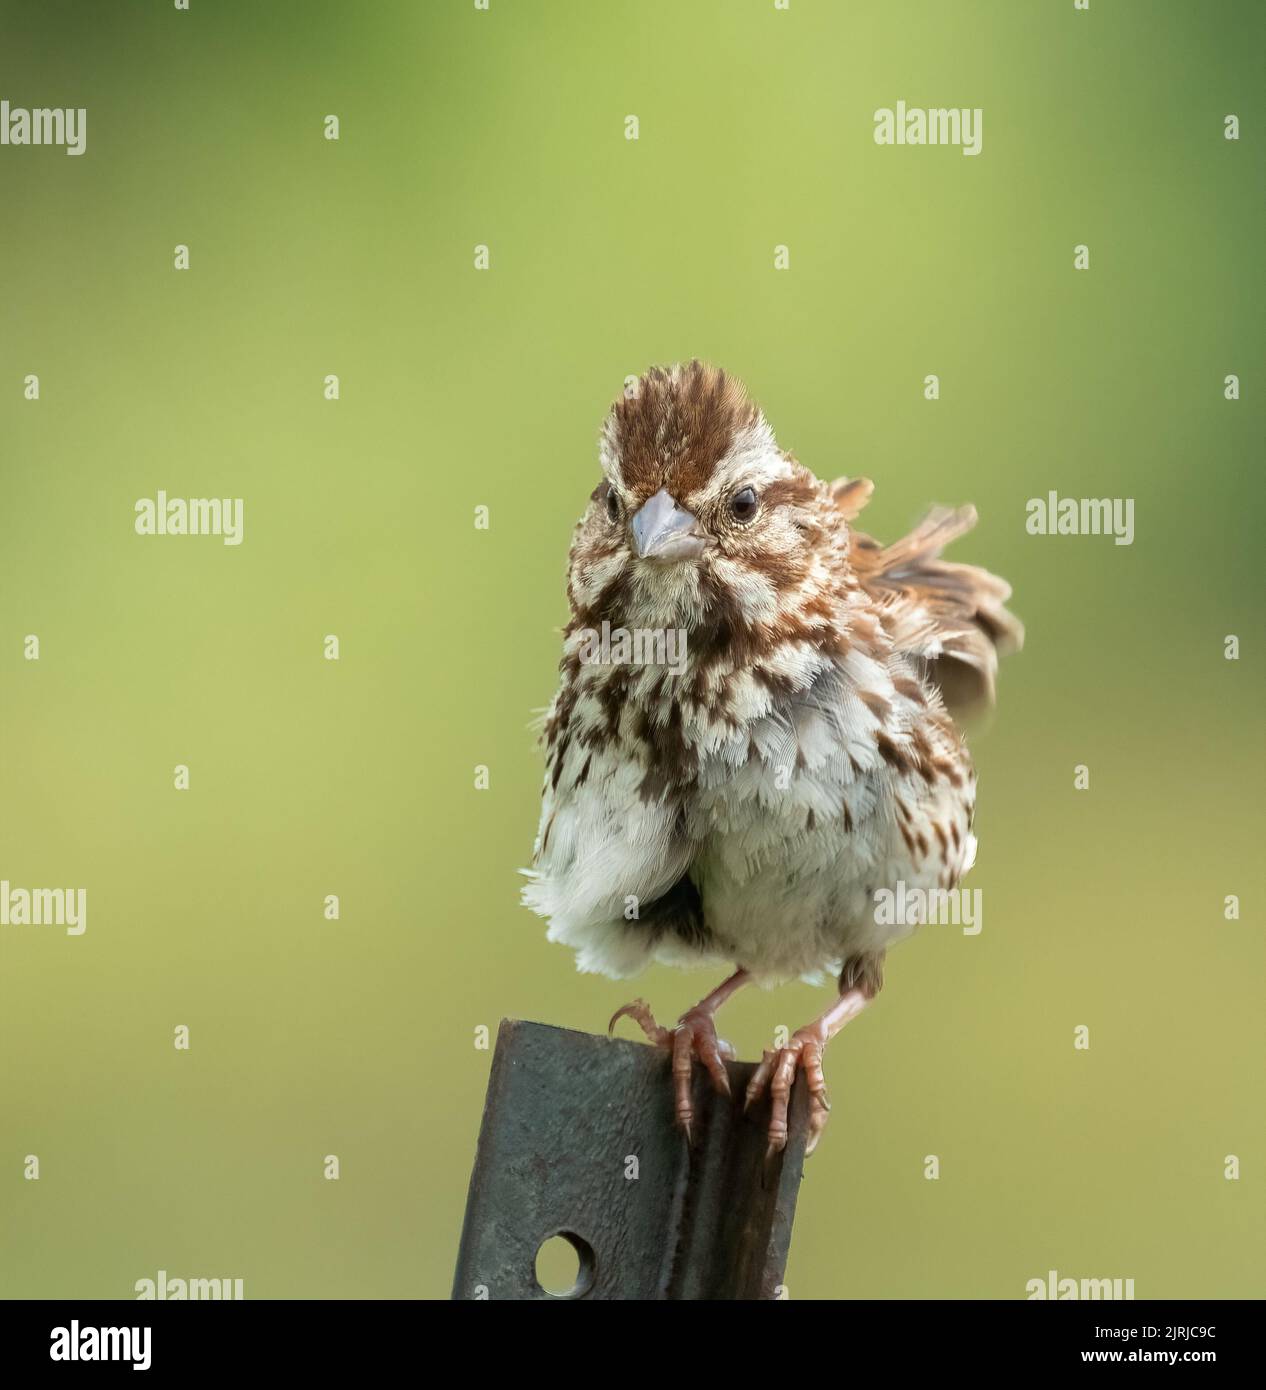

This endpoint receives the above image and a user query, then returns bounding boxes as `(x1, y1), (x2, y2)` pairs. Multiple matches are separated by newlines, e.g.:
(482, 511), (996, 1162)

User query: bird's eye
(730, 486), (758, 522)
(606, 488), (621, 524)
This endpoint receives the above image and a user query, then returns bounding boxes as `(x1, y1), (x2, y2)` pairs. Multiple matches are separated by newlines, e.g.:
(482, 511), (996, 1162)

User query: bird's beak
(631, 488), (706, 561)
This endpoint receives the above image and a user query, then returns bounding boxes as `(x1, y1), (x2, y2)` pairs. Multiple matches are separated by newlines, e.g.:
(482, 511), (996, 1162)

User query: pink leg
(610, 969), (750, 1143)
(745, 984), (875, 1158)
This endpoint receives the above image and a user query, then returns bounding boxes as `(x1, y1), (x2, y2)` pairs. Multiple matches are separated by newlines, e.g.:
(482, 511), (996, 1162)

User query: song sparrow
(523, 362), (1021, 1154)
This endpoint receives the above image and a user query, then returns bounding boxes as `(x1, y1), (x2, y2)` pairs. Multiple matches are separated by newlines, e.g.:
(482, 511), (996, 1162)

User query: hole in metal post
(534, 1231), (596, 1299)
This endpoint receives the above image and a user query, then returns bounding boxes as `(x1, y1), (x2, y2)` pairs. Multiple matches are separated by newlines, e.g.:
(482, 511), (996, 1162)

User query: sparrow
(522, 361), (1021, 1154)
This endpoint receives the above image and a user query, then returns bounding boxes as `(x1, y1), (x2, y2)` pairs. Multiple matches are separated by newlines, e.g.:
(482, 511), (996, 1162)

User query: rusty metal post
(452, 1019), (809, 1300)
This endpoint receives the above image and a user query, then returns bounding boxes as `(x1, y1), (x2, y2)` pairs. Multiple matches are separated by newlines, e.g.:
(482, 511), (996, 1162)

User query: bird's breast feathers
(522, 645), (976, 982)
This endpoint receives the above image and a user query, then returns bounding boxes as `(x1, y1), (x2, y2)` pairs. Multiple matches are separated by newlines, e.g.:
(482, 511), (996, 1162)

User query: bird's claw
(609, 998), (736, 1141)
(744, 1028), (832, 1157)
(608, 998), (671, 1045)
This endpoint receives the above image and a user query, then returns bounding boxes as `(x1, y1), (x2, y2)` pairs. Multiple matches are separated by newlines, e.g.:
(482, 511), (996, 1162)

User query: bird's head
(567, 362), (838, 636)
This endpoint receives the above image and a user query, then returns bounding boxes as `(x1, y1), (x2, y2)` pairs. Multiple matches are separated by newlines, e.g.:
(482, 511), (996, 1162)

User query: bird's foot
(744, 1020), (832, 1159)
(609, 998), (736, 1144)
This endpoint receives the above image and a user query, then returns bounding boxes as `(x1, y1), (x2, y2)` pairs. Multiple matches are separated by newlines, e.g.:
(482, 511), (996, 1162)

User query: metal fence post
(452, 1019), (809, 1300)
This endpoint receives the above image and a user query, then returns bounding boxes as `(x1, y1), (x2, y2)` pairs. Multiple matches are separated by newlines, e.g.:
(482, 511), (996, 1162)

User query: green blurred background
(1, 0), (1262, 1299)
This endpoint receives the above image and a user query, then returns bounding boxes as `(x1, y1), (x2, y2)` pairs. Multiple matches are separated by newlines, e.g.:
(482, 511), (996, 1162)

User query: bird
(522, 361), (1021, 1155)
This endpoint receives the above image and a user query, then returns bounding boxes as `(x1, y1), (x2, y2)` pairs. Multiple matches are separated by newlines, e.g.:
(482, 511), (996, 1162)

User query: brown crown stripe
(608, 361), (760, 497)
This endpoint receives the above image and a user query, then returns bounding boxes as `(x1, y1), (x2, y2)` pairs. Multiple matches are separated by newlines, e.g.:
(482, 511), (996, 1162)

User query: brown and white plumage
(522, 362), (1021, 1150)
(848, 496), (1023, 721)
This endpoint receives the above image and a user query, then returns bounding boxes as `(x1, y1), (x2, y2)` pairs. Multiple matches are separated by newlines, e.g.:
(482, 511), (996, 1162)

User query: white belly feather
(524, 654), (976, 984)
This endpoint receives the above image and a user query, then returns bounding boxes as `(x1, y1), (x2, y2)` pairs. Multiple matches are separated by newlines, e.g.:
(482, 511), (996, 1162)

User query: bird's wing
(831, 480), (1023, 721)
(521, 705), (699, 976)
